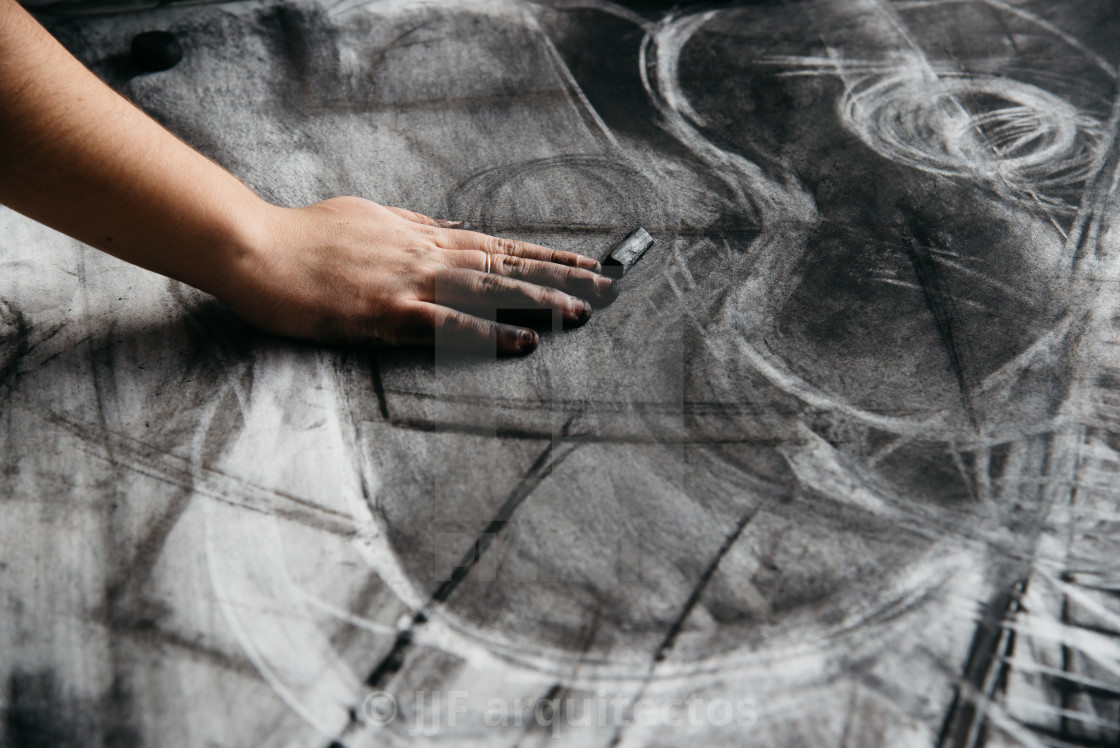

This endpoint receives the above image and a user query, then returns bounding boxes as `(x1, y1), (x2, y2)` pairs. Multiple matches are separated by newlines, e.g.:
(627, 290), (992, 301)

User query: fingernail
(519, 329), (538, 350)
(436, 219), (465, 228)
(564, 299), (591, 324)
(594, 275), (615, 293)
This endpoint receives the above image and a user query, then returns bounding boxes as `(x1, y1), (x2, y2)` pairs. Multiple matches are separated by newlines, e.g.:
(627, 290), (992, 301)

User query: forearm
(0, 0), (267, 300)
(0, 0), (614, 353)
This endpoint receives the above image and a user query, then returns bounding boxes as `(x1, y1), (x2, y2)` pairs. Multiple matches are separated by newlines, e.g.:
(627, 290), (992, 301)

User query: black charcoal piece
(603, 227), (653, 277)
(131, 31), (182, 73)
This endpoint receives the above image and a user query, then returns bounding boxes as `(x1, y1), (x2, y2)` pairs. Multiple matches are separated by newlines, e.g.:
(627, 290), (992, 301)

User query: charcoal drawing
(2, 0), (1119, 745)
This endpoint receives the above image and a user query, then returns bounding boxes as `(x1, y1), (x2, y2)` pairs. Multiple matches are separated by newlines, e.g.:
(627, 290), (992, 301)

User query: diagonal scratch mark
(369, 351), (390, 422)
(48, 411), (356, 536)
(431, 440), (577, 605)
(516, 613), (601, 748)
(359, 435), (580, 693)
(901, 216), (980, 430)
(651, 504), (765, 664)
(1001, 657), (1120, 701)
(936, 578), (1026, 748)
(975, 314), (1073, 399)
(607, 498), (766, 747)
(524, 4), (622, 150)
(940, 425), (1087, 745)
(948, 440), (979, 504)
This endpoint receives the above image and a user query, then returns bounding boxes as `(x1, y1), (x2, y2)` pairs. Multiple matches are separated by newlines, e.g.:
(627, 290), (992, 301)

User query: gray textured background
(3, 0), (1120, 745)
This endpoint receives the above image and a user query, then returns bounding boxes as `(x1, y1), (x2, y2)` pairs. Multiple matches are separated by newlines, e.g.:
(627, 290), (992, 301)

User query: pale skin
(0, 0), (617, 354)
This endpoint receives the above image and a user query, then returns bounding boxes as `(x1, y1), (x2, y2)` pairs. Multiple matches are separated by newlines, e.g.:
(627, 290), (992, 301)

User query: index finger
(436, 229), (602, 272)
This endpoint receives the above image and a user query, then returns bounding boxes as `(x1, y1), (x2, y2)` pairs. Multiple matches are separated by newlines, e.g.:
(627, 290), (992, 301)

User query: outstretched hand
(0, 0), (617, 355)
(228, 198), (618, 354)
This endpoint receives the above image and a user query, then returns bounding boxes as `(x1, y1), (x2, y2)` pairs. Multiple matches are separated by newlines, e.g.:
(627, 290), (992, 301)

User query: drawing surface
(2, 1), (1120, 745)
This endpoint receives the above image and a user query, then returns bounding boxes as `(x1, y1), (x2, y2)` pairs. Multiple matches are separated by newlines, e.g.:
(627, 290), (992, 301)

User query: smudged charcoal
(130, 31), (182, 73)
(603, 227), (653, 277)
(0, 299), (27, 390)
(4, 670), (94, 747)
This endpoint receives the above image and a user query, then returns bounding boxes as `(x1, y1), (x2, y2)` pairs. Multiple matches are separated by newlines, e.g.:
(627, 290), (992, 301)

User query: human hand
(225, 197), (618, 354)
(0, 4), (617, 356)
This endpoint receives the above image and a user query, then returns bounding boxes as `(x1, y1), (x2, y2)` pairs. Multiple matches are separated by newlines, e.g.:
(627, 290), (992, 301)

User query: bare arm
(0, 0), (616, 353)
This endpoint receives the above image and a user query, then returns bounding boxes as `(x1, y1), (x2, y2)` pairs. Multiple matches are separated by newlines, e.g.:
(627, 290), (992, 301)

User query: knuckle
(403, 240), (430, 257)
(538, 287), (562, 306)
(487, 236), (520, 255)
(406, 258), (437, 281)
(435, 309), (461, 336)
(412, 222), (439, 240)
(428, 247), (457, 268)
(497, 254), (526, 279)
(419, 258), (444, 277)
(476, 272), (506, 294)
(512, 279), (549, 306)
(437, 310), (485, 340)
(435, 227), (464, 249)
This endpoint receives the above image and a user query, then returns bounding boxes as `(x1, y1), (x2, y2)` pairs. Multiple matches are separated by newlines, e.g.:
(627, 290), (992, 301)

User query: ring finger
(437, 229), (603, 272)
(441, 249), (618, 307)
